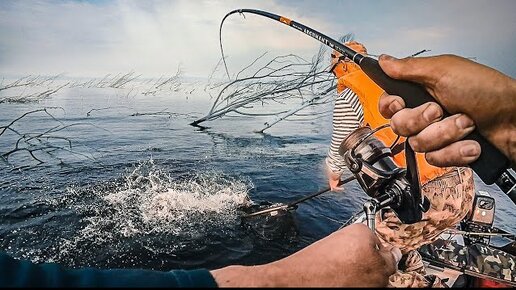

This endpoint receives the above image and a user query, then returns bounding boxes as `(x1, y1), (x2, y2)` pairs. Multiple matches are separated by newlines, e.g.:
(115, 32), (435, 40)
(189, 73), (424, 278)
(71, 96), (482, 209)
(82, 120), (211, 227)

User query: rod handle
(359, 56), (510, 185)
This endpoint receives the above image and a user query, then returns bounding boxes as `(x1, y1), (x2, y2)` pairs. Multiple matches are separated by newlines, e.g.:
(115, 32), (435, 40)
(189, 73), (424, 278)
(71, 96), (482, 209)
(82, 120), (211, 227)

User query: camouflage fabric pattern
(470, 243), (515, 282)
(403, 250), (425, 273)
(388, 250), (448, 288)
(419, 238), (516, 283)
(419, 238), (467, 268)
(374, 167), (474, 288)
(376, 167), (475, 253)
(388, 272), (447, 288)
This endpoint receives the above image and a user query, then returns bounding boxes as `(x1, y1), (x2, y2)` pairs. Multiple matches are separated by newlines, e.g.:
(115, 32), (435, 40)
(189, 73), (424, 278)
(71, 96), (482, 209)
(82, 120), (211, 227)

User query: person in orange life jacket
(325, 41), (476, 287)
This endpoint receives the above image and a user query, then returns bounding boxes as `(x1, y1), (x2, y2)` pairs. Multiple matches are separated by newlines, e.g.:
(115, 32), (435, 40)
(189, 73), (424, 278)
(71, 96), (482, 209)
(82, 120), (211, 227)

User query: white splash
(56, 160), (253, 263)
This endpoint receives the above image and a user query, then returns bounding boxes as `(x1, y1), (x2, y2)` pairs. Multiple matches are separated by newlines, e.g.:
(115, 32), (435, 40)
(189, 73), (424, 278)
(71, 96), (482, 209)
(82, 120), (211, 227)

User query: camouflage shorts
(388, 250), (447, 288)
(376, 167), (475, 253)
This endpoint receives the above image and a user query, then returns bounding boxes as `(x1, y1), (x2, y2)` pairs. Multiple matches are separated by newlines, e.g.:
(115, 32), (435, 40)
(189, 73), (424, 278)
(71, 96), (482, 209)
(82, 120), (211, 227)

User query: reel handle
(363, 200), (378, 232)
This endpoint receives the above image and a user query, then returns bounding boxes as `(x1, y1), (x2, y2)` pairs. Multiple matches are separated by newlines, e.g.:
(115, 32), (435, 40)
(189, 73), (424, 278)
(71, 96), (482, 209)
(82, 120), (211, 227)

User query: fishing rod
(220, 9), (515, 203)
(242, 175), (356, 218)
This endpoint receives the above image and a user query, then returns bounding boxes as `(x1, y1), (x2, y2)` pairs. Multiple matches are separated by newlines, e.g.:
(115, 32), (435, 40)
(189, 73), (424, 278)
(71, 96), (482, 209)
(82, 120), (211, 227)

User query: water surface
(1, 80), (514, 271)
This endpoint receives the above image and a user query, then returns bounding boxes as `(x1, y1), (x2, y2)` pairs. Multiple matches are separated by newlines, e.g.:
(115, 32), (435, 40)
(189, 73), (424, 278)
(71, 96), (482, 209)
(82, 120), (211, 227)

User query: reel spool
(339, 126), (429, 230)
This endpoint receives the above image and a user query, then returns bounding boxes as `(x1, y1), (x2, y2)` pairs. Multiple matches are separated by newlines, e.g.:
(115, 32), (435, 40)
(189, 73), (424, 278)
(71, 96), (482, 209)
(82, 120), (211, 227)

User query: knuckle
(426, 149), (458, 167)
(387, 63), (403, 79)
(441, 125), (455, 141)
(379, 96), (395, 117)
(408, 137), (422, 152)
(425, 152), (442, 166)
(391, 114), (412, 136)
(404, 117), (419, 133)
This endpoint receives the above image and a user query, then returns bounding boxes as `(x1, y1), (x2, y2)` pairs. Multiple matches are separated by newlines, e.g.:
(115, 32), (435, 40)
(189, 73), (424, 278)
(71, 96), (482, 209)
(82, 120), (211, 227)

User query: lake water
(1, 78), (514, 271)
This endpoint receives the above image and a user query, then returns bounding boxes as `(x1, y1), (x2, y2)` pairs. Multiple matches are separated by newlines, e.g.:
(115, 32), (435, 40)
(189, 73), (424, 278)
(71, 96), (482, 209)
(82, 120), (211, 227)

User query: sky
(0, 0), (515, 78)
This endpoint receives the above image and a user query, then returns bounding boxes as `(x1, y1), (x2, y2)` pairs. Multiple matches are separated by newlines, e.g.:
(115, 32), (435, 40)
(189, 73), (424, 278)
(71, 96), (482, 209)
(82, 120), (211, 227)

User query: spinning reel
(339, 126), (430, 231)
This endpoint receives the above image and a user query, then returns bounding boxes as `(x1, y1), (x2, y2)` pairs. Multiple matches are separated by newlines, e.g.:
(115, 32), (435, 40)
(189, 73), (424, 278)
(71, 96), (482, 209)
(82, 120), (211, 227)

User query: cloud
(321, 0), (516, 76)
(0, 0), (514, 78)
(0, 0), (329, 77)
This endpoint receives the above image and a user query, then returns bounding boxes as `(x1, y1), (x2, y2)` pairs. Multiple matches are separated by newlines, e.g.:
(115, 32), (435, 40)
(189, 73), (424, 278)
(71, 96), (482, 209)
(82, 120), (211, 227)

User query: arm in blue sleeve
(0, 252), (218, 288)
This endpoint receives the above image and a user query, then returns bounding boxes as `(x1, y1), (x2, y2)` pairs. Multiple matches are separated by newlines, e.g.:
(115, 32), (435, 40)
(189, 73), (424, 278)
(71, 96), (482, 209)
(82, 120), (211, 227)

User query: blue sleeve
(0, 252), (218, 288)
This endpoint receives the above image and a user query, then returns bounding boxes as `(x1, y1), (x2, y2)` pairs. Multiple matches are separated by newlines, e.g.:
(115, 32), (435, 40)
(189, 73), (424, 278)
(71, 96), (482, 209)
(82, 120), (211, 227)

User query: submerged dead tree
(65, 67), (186, 97)
(0, 107), (103, 169)
(141, 65), (184, 96)
(0, 75), (69, 104)
(190, 43), (337, 132)
(191, 31), (432, 133)
(0, 74), (63, 92)
(0, 83), (69, 104)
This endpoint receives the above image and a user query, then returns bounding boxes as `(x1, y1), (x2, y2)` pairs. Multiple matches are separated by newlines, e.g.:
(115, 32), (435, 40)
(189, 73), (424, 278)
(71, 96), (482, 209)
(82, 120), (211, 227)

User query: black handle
(496, 171), (516, 203)
(510, 188), (516, 204)
(359, 57), (511, 185)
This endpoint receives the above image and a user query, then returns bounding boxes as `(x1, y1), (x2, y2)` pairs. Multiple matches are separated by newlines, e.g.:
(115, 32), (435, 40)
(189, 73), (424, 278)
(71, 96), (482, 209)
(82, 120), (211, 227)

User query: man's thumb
(378, 54), (439, 86)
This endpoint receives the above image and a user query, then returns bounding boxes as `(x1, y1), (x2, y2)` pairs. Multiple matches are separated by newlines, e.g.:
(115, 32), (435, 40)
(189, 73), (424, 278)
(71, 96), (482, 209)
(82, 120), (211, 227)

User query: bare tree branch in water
(254, 84), (335, 133)
(65, 67), (189, 97)
(68, 71), (140, 89)
(1, 66), (191, 106)
(0, 82), (69, 104)
(192, 29), (437, 133)
(141, 66), (183, 96)
(190, 44), (337, 131)
(130, 109), (195, 118)
(86, 106), (136, 117)
(0, 74), (63, 92)
(0, 76), (38, 91)
(0, 108), (104, 169)
(0, 74), (69, 104)
(108, 71), (142, 89)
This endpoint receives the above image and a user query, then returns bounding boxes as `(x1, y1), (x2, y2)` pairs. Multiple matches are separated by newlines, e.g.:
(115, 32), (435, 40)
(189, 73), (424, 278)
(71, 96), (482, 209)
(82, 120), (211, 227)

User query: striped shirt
(326, 88), (364, 174)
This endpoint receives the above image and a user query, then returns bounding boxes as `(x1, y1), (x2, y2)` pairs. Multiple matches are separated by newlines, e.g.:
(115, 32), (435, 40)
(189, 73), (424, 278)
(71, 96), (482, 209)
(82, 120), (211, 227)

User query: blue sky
(0, 0), (514, 78)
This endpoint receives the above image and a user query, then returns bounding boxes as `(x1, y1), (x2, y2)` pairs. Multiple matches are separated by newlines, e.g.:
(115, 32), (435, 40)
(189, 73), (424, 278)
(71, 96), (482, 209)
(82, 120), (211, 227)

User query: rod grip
(359, 56), (510, 185)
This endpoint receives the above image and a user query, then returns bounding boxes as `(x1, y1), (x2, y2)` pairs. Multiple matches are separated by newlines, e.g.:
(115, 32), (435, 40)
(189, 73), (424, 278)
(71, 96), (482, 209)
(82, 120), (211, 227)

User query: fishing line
(242, 175), (356, 219)
(219, 8), (515, 202)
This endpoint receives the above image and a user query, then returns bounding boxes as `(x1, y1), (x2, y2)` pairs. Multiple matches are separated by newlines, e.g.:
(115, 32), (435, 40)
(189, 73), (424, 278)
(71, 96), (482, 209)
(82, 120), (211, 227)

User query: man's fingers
(331, 185), (345, 192)
(425, 140), (481, 167)
(390, 103), (443, 136)
(328, 176), (344, 192)
(379, 93), (405, 119)
(408, 113), (475, 152)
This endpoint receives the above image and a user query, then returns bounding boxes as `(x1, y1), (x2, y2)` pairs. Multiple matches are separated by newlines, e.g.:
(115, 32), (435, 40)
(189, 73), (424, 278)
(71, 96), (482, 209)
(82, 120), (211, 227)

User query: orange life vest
(333, 57), (449, 185)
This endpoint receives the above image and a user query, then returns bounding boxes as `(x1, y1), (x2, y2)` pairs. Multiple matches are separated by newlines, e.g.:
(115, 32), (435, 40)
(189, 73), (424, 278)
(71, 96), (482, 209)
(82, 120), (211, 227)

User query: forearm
(489, 77), (516, 164)
(211, 264), (284, 287)
(0, 253), (216, 288)
(212, 225), (397, 287)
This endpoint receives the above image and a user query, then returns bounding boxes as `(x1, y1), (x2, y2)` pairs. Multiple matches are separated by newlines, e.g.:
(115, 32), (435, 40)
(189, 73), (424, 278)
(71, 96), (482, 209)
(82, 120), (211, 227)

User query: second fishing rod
(220, 9), (515, 202)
